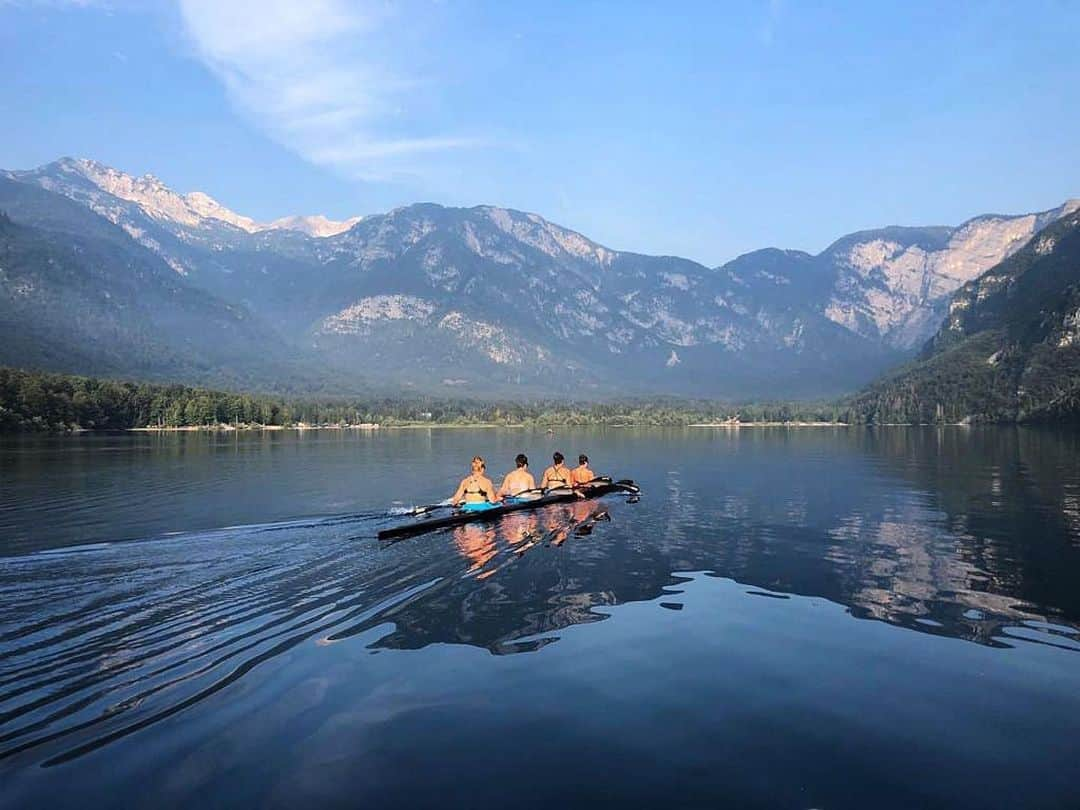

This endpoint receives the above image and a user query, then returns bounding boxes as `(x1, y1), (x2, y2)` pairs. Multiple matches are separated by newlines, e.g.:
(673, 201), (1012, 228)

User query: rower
(570, 454), (596, 489)
(451, 456), (498, 511)
(498, 453), (537, 502)
(540, 452), (573, 492)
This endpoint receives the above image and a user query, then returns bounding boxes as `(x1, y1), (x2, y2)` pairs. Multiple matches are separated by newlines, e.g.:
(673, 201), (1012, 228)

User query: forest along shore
(125, 423), (531, 432)
(128, 423), (382, 432)
(688, 421), (848, 427)
(0, 366), (849, 434)
(129, 422), (849, 432)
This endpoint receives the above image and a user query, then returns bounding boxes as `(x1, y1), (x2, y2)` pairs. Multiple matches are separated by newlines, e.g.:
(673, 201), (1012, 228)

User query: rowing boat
(378, 479), (640, 541)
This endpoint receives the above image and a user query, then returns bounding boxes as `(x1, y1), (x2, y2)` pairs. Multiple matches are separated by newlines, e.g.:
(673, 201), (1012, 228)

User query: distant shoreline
(129, 424), (378, 432)
(125, 421), (857, 432)
(126, 423), (528, 432)
(688, 421), (849, 428)
(23, 421), (1012, 435)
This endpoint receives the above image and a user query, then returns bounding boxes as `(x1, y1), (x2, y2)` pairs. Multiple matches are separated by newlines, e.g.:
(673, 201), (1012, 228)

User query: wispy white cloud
(176, 0), (484, 182)
(760, 0), (784, 46)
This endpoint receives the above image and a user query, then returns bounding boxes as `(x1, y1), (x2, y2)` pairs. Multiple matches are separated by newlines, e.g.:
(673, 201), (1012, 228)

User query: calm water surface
(2, 427), (1079, 808)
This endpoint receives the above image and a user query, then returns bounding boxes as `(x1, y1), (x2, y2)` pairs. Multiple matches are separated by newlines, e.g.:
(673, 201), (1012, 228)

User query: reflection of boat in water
(454, 499), (614, 577)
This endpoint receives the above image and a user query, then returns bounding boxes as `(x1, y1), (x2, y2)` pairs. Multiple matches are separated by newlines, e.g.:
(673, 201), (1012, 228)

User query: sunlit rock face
(823, 200), (1080, 349)
(851, 209), (1080, 423)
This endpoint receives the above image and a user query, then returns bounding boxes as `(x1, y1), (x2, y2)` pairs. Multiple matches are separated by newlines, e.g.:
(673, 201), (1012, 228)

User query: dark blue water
(2, 427), (1079, 808)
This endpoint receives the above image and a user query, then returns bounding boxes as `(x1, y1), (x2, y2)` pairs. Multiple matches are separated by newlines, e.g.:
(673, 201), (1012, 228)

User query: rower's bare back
(499, 468), (536, 497)
(541, 465), (572, 490)
(453, 473), (496, 504)
(571, 465), (595, 487)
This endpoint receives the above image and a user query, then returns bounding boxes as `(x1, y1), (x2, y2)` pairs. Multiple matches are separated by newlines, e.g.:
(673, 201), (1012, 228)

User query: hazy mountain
(301, 203), (906, 397)
(0, 178), (355, 393)
(851, 209), (1080, 422)
(5, 159), (338, 335)
(1, 156), (1075, 399)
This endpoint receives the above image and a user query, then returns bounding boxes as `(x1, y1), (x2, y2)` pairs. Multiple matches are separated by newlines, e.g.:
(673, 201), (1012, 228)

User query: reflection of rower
(568, 497), (595, 522)
(452, 523), (498, 574)
(540, 452), (574, 492)
(541, 503), (573, 535)
(451, 456), (498, 511)
(500, 509), (540, 546)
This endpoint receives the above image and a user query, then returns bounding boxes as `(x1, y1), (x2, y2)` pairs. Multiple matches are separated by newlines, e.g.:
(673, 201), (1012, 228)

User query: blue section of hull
(460, 501), (499, 513)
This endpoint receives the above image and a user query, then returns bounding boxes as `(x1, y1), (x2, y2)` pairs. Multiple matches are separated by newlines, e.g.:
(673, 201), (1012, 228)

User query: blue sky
(2, 0), (1078, 265)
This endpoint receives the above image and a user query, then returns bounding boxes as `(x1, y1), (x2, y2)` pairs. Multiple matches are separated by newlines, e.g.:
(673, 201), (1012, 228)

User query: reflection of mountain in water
(369, 428), (1080, 654)
(836, 428), (1080, 643)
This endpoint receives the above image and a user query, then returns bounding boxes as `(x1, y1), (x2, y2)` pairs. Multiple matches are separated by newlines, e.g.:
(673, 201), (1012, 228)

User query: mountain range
(852, 206), (1080, 422)
(1, 156), (1076, 399)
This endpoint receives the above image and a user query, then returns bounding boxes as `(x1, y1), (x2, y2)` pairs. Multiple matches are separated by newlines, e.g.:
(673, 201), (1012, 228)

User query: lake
(2, 427), (1079, 809)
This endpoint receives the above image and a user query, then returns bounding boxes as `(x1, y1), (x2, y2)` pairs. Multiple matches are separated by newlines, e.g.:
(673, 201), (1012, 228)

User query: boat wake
(0, 501), (624, 768)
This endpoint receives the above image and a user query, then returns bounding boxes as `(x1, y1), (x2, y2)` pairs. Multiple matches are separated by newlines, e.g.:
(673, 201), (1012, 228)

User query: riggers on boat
(378, 478), (641, 541)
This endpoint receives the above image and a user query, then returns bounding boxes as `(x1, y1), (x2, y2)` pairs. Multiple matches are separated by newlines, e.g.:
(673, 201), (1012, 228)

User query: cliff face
(851, 209), (1080, 423)
(820, 201), (1080, 349)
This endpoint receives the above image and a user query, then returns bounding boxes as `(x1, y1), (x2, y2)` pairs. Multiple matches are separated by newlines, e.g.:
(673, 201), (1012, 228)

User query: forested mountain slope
(850, 210), (1080, 422)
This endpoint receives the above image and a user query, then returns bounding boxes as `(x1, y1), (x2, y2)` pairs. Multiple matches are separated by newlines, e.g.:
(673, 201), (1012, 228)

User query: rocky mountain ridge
(821, 201), (1080, 348)
(1, 156), (1075, 399)
(7, 158), (362, 239)
(852, 208), (1080, 422)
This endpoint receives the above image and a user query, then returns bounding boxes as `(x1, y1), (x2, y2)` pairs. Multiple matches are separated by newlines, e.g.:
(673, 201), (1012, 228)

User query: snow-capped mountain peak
(36, 158), (359, 237)
(49, 157), (261, 232)
(183, 190), (262, 232)
(268, 214), (363, 237)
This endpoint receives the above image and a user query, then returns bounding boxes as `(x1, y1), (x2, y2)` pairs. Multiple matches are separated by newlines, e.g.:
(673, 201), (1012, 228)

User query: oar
(578, 475), (613, 487)
(407, 486), (511, 516)
(410, 488), (506, 514)
(407, 499), (454, 516)
(505, 486), (547, 498)
(536, 476), (610, 496)
(560, 475), (617, 497)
